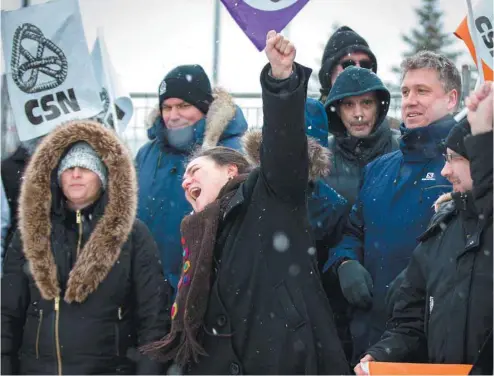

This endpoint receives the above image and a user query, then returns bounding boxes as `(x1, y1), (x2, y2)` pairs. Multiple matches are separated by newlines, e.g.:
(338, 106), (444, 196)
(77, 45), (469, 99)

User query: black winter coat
(185, 64), (349, 375)
(1, 121), (171, 375)
(1, 146), (29, 250)
(366, 131), (493, 374)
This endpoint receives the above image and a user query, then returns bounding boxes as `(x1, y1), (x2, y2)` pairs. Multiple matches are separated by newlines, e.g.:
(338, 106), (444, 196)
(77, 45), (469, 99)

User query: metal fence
(121, 92), (403, 156)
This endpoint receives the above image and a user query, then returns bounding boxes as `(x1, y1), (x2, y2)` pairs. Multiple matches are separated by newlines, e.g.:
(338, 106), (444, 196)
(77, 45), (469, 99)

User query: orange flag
(454, 0), (493, 81)
(366, 361), (473, 375)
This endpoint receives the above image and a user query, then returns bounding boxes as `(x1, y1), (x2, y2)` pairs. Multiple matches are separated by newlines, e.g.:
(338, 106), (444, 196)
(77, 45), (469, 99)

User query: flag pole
(454, 0), (485, 122)
(97, 28), (119, 132)
(212, 0), (221, 87)
(466, 0), (485, 83)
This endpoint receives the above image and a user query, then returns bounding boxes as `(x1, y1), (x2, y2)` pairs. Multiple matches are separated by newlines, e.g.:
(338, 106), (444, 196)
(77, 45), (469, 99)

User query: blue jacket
(325, 115), (455, 360)
(304, 98), (347, 257)
(136, 89), (248, 290)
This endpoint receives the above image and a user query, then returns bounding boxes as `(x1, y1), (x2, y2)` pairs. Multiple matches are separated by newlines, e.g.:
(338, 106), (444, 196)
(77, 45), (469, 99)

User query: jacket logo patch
(422, 172), (436, 181)
(429, 296), (434, 313)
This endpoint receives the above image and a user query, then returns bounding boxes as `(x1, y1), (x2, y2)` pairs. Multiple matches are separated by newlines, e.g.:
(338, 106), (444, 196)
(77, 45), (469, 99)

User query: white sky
(1, 0), (473, 95)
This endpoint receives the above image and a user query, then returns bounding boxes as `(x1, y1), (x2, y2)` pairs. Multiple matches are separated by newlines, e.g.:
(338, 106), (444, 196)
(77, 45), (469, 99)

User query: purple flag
(221, 0), (309, 51)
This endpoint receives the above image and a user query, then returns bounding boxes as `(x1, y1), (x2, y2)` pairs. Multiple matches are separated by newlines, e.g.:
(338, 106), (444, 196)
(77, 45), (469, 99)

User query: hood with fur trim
(146, 87), (246, 148)
(19, 120), (137, 304)
(241, 130), (331, 182)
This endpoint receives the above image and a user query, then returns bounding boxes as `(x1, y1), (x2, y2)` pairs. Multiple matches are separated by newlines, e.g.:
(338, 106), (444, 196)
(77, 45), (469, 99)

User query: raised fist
(265, 30), (296, 80)
(466, 81), (493, 135)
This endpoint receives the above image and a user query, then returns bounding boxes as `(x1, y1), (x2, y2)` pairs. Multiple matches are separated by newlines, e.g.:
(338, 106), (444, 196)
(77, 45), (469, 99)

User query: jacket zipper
(76, 210), (82, 258)
(54, 297), (62, 375)
(35, 309), (43, 359)
(115, 307), (122, 356)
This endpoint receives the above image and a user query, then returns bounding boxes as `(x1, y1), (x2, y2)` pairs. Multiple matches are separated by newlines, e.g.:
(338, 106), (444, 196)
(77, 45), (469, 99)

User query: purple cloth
(221, 0), (309, 51)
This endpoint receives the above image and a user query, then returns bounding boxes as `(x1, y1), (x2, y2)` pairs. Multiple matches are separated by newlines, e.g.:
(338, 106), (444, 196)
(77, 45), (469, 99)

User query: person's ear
(227, 164), (239, 178)
(446, 89), (459, 111)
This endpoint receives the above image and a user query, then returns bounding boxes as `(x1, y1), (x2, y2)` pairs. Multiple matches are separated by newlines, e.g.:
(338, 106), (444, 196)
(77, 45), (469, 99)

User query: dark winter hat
(324, 66), (390, 135)
(445, 118), (471, 159)
(318, 26), (377, 96)
(158, 64), (214, 114)
(57, 142), (108, 189)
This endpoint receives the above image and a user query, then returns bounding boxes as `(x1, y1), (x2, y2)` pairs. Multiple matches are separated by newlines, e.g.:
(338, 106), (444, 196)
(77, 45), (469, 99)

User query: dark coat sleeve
(259, 62), (311, 205)
(365, 242), (428, 362)
(1, 230), (30, 375)
(130, 220), (172, 375)
(464, 131), (493, 218)
(323, 167), (368, 272)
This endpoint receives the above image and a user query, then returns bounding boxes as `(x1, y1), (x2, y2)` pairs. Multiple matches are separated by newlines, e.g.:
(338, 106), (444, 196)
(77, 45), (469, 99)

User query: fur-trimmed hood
(241, 130), (331, 182)
(146, 87), (247, 148)
(434, 192), (453, 212)
(19, 120), (137, 304)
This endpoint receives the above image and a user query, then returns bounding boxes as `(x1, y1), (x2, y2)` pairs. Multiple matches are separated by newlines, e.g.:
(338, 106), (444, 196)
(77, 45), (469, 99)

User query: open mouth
(407, 112), (422, 118)
(189, 187), (202, 201)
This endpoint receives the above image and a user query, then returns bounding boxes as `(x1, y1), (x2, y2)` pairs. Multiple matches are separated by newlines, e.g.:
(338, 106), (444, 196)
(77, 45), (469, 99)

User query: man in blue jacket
(324, 51), (461, 363)
(136, 64), (247, 292)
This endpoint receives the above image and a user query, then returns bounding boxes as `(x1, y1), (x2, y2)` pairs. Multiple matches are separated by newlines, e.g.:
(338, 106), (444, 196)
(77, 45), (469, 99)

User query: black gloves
(337, 260), (373, 309)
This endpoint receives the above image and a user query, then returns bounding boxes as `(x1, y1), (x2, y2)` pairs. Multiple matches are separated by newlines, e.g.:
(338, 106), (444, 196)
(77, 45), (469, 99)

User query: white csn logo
(242, 0), (299, 11)
(422, 172), (436, 181)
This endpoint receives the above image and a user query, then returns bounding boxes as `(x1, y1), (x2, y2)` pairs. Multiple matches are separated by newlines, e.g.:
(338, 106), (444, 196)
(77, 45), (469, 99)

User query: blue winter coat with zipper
(135, 89), (248, 291)
(324, 115), (455, 362)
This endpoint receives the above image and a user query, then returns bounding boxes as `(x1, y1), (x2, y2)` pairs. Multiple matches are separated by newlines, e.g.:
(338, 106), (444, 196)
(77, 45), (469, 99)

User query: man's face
(331, 51), (375, 85)
(161, 98), (204, 129)
(401, 68), (458, 129)
(441, 148), (473, 193)
(338, 92), (379, 137)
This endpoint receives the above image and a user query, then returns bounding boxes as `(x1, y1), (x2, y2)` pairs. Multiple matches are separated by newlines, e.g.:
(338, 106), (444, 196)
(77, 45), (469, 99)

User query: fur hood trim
(434, 192), (453, 213)
(241, 130), (331, 181)
(147, 87), (237, 148)
(19, 120), (137, 304)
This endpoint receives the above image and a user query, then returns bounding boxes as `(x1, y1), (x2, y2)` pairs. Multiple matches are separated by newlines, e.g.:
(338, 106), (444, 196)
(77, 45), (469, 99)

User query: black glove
(337, 260), (373, 309)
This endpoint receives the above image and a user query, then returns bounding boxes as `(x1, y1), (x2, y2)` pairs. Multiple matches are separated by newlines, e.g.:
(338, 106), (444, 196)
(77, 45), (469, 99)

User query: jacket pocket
(35, 309), (43, 359)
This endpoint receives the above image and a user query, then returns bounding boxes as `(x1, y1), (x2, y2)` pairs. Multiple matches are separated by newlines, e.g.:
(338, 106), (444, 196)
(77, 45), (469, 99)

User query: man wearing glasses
(325, 51), (461, 365)
(318, 26), (378, 104)
(354, 82), (493, 376)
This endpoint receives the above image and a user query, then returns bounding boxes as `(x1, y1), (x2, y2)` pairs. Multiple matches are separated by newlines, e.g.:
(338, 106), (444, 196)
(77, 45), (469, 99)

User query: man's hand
(354, 354), (375, 375)
(265, 30), (296, 80)
(338, 260), (373, 309)
(466, 81), (493, 135)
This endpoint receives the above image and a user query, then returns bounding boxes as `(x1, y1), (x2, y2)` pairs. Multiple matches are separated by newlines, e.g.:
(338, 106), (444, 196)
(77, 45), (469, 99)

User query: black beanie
(158, 64), (214, 114)
(318, 26), (377, 97)
(445, 118), (471, 159)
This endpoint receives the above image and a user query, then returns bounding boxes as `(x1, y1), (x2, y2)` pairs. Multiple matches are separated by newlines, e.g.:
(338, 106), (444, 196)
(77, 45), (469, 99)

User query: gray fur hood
(146, 87), (248, 148)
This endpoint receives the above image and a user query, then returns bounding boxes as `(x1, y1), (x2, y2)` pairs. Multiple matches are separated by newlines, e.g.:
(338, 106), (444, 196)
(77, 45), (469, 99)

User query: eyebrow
(183, 163), (197, 180)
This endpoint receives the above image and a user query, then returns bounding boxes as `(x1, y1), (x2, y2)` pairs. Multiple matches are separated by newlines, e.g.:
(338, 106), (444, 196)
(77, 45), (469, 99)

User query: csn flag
(1, 0), (102, 141)
(221, 0), (309, 51)
(454, 0), (493, 81)
(91, 32), (134, 134)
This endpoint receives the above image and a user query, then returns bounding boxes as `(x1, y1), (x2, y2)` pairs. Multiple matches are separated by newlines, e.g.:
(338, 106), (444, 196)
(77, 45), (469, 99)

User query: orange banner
(367, 361), (473, 375)
(455, 15), (493, 81)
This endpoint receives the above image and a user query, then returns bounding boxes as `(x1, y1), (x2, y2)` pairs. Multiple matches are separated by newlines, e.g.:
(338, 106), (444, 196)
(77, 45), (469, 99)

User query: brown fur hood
(19, 120), (137, 304)
(241, 130), (332, 181)
(146, 87), (241, 148)
(434, 192), (453, 212)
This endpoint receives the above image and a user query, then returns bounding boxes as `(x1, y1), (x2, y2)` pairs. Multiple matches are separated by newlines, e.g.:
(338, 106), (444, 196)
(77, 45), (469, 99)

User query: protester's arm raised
(259, 30), (311, 204)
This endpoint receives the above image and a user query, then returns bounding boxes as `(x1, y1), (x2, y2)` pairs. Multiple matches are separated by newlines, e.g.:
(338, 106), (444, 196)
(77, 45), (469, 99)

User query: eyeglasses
(340, 59), (375, 71)
(443, 152), (463, 163)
